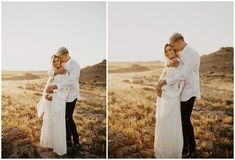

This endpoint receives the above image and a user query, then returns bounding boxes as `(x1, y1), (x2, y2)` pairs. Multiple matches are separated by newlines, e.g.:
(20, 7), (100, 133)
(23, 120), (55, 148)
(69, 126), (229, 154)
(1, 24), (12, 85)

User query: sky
(2, 2), (106, 71)
(108, 1), (234, 62)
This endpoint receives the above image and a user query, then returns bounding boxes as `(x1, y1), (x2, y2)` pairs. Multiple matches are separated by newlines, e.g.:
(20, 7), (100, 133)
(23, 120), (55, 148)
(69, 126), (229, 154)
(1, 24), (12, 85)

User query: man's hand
(46, 85), (57, 93)
(54, 66), (67, 75)
(168, 59), (180, 68)
(45, 95), (52, 101)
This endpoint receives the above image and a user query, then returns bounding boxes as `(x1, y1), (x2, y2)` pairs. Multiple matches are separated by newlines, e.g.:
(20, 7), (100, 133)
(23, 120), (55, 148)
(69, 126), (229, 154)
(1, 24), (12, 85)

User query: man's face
(58, 54), (67, 63)
(170, 40), (181, 52)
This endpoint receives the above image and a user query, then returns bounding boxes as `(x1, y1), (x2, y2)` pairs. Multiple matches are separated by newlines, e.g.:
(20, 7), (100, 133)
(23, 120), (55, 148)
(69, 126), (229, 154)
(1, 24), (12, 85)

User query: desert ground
(2, 60), (106, 158)
(108, 47), (233, 158)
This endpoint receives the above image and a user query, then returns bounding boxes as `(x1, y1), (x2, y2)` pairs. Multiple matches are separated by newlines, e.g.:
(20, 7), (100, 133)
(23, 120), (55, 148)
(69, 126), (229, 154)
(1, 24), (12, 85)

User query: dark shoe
(182, 147), (189, 154)
(182, 152), (191, 158)
(182, 151), (197, 158)
(67, 146), (73, 155)
(189, 151), (197, 158)
(72, 143), (80, 152)
(182, 147), (189, 158)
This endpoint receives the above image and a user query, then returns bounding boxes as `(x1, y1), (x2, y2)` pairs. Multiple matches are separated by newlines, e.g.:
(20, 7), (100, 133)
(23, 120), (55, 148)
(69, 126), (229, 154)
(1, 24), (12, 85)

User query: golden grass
(108, 62), (233, 158)
(2, 72), (106, 158)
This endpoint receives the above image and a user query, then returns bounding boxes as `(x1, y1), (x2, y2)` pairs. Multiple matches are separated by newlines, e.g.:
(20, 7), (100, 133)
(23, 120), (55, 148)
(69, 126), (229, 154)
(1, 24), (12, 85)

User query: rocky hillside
(200, 47), (233, 76)
(80, 59), (106, 85)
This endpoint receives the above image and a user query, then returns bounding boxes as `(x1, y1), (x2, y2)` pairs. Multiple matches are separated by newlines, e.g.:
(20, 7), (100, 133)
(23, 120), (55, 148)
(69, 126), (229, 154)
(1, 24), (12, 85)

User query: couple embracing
(37, 47), (80, 155)
(154, 33), (201, 158)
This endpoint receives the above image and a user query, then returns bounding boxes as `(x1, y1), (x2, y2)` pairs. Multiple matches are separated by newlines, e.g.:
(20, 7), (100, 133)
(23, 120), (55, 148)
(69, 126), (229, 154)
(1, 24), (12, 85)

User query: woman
(37, 55), (69, 156)
(154, 44), (184, 158)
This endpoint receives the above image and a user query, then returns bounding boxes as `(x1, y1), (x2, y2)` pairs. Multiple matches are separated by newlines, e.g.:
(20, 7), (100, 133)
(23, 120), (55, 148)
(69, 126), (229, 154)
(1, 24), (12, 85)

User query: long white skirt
(37, 94), (67, 156)
(154, 90), (183, 158)
(39, 99), (53, 148)
(51, 94), (67, 156)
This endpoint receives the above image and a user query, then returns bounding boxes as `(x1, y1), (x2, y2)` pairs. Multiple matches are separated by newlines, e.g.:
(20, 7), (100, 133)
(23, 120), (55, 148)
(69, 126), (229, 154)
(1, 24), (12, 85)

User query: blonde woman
(154, 44), (184, 158)
(37, 55), (69, 156)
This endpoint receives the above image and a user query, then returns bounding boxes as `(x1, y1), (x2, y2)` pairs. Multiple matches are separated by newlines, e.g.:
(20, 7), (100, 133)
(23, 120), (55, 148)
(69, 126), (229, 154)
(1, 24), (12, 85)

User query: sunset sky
(2, 2), (106, 71)
(108, 1), (233, 62)
(2, 1), (233, 70)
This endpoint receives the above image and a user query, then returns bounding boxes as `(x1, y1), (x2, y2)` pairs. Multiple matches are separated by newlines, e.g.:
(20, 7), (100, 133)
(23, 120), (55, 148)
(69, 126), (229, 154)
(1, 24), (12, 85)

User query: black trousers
(66, 98), (79, 144)
(181, 96), (196, 153)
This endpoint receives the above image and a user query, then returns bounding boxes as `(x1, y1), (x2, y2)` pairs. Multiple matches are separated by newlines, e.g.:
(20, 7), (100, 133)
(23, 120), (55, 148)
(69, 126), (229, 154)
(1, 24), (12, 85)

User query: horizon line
(2, 59), (107, 72)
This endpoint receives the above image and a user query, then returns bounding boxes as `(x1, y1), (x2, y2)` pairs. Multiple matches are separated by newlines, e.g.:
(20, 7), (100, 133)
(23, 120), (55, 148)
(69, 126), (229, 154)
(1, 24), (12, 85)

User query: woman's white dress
(37, 73), (69, 156)
(154, 59), (184, 158)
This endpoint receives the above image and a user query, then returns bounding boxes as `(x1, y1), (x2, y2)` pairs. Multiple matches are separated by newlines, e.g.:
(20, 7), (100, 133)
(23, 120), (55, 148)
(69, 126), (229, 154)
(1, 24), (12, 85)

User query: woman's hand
(45, 95), (52, 101)
(156, 80), (166, 97)
(156, 86), (162, 97)
(46, 85), (54, 93)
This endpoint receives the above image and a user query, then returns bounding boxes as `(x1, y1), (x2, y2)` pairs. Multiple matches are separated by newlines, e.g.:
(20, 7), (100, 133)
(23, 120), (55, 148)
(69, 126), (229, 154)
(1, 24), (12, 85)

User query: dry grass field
(108, 47), (233, 158)
(2, 60), (106, 158)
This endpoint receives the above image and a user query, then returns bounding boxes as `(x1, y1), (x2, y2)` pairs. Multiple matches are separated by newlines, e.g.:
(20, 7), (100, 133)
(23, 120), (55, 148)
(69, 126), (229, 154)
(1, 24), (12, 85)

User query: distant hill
(200, 47), (233, 75)
(109, 63), (150, 73)
(2, 60), (107, 84)
(80, 59), (106, 85)
(2, 72), (46, 81)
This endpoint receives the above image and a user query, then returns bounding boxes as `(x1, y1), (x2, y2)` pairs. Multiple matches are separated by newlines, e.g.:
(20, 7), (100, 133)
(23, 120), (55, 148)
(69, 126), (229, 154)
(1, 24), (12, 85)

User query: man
(46, 47), (80, 152)
(156, 33), (201, 158)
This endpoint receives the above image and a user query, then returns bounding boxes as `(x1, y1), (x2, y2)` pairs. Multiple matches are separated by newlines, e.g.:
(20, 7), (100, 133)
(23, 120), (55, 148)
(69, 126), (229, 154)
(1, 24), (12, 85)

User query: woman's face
(165, 45), (176, 60)
(53, 57), (61, 68)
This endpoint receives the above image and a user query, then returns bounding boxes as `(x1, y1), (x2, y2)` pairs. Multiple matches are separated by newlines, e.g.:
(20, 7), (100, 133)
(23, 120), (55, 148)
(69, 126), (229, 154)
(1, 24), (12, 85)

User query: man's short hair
(56, 47), (69, 56)
(169, 33), (184, 43)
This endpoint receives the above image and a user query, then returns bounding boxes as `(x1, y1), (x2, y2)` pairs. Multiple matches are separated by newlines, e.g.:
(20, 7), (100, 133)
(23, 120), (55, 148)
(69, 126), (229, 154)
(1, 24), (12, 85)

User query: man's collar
(182, 44), (189, 53)
(65, 57), (72, 64)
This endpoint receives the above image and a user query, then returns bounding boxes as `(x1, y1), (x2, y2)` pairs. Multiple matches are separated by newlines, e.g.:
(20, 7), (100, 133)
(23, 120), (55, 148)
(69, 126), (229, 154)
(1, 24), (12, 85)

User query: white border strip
(106, 0), (109, 159)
